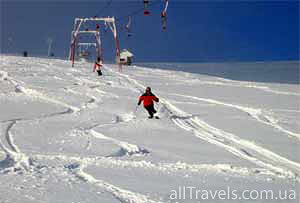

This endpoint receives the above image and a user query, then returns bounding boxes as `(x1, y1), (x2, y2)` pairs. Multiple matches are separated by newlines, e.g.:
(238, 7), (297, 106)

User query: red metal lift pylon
(69, 17), (122, 71)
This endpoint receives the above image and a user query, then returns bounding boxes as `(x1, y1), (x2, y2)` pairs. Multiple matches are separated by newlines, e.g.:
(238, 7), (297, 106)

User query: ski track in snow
(30, 153), (286, 203)
(134, 67), (299, 138)
(4, 72), (81, 113)
(169, 93), (300, 140)
(89, 129), (150, 157)
(0, 66), (161, 202)
(135, 65), (300, 96)
(69, 163), (164, 203)
(63, 87), (100, 110)
(1, 66), (117, 121)
(0, 121), (31, 172)
(93, 158), (281, 179)
(0, 77), (159, 203)
(163, 103), (300, 180)
(0, 64), (86, 171)
(14, 84), (80, 113)
(1, 59), (298, 203)
(198, 79), (300, 96)
(0, 81), (77, 122)
(215, 78), (300, 96)
(1, 61), (115, 117)
(0, 151), (283, 180)
(69, 127), (149, 157)
(105, 66), (300, 181)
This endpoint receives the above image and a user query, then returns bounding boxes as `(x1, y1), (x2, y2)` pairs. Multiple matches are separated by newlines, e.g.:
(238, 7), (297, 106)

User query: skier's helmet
(146, 87), (151, 92)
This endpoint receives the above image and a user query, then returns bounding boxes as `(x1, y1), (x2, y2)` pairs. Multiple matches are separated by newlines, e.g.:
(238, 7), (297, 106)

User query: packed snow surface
(0, 55), (299, 203)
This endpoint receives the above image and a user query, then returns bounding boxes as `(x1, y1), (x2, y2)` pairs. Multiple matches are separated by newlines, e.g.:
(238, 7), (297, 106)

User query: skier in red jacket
(93, 57), (103, 76)
(138, 87), (159, 119)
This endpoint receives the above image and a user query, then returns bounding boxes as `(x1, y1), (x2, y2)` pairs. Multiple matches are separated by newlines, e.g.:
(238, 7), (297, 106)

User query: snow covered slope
(0, 55), (299, 203)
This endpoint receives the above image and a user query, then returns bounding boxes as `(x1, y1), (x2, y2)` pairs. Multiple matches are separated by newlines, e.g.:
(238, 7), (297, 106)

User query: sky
(0, 0), (299, 62)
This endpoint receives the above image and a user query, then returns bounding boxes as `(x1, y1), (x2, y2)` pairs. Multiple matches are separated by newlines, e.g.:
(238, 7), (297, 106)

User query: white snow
(0, 55), (299, 203)
(0, 71), (8, 81)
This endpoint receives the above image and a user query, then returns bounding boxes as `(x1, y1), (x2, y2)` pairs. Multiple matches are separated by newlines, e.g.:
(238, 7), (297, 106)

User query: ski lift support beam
(77, 43), (97, 46)
(77, 43), (97, 53)
(69, 17), (121, 70)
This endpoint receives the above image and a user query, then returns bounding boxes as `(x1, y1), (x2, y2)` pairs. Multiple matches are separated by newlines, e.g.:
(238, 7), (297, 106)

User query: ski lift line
(115, 21), (132, 34)
(115, 1), (167, 35)
(125, 16), (133, 37)
(161, 0), (169, 31)
(163, 0), (169, 13)
(126, 16), (132, 29)
(115, 0), (162, 22)
(72, 30), (100, 34)
(75, 17), (116, 23)
(144, 0), (150, 15)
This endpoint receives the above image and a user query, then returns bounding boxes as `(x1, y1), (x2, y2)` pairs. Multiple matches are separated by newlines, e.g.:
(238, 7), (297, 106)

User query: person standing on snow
(138, 87), (159, 119)
(93, 57), (103, 76)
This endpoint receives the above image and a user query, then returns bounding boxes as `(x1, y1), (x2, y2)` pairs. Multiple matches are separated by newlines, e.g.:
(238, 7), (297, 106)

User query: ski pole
(134, 105), (139, 113)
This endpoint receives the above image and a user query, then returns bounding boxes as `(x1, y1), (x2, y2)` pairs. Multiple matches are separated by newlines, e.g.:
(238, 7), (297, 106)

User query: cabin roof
(120, 49), (134, 58)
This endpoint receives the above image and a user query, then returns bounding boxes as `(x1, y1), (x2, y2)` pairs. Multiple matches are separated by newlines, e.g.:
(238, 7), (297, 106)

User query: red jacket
(138, 92), (159, 107)
(93, 62), (102, 72)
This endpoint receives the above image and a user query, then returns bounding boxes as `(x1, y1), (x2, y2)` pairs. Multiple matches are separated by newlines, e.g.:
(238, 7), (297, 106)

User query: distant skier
(138, 87), (159, 119)
(23, 51), (28, 57)
(93, 57), (103, 76)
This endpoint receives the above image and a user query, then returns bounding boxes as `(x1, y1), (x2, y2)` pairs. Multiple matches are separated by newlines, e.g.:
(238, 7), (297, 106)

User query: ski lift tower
(69, 17), (122, 70)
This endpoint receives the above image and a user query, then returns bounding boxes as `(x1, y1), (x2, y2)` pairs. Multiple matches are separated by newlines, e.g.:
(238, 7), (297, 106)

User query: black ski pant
(97, 69), (102, 76)
(144, 105), (156, 118)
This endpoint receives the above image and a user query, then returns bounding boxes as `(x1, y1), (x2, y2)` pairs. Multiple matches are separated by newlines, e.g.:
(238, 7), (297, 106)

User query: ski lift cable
(115, 0), (167, 35)
(115, 0), (163, 22)
(76, 0), (166, 55)
(114, 0), (162, 33)
(161, 0), (169, 31)
(89, 0), (163, 33)
(126, 16), (131, 29)
(116, 0), (162, 21)
(163, 0), (169, 13)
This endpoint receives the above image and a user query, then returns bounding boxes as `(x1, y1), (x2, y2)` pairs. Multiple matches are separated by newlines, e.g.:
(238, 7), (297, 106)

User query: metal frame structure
(69, 17), (121, 70)
(77, 43), (97, 58)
